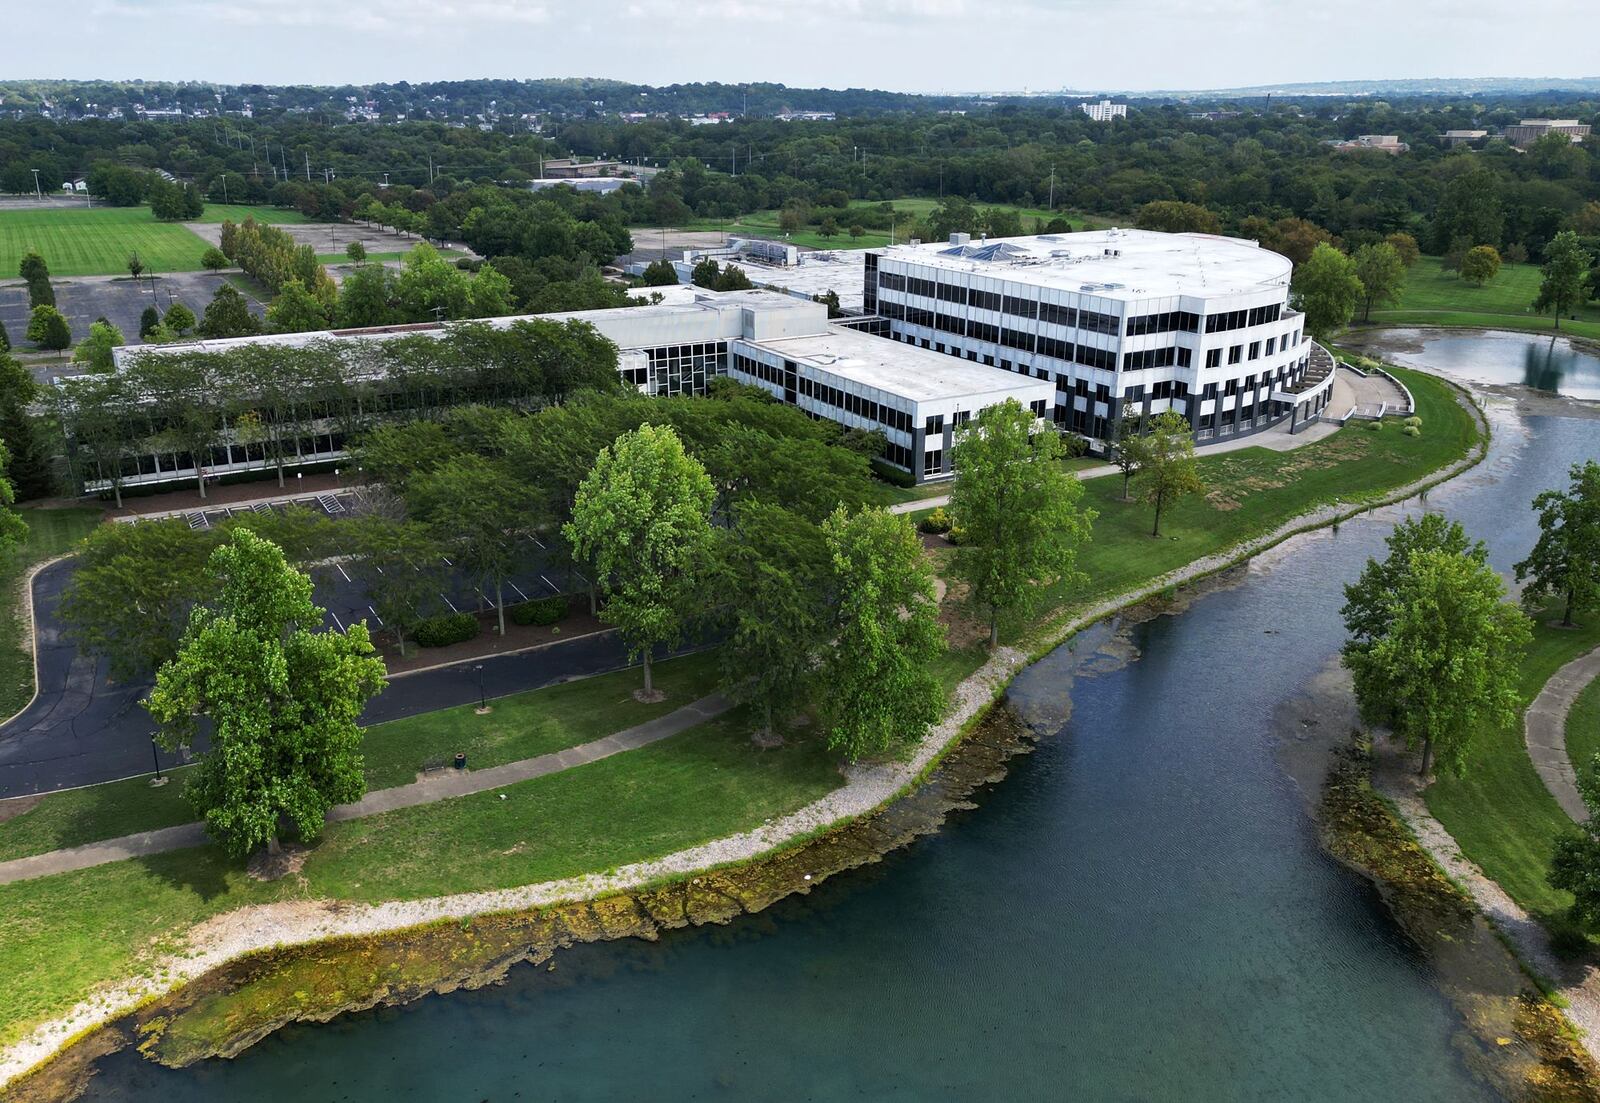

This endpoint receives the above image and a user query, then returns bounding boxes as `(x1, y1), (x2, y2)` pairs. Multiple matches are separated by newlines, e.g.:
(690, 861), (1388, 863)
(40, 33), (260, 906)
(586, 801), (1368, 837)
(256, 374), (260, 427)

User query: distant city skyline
(9, 0), (1597, 95)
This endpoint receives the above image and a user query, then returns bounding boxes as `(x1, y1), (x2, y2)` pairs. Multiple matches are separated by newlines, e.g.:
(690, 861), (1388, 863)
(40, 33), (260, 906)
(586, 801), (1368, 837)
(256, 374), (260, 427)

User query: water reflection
(1376, 329), (1600, 402)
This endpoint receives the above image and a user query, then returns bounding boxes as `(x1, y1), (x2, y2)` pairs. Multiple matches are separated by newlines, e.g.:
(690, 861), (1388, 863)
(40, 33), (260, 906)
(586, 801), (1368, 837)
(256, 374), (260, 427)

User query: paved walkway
(1525, 644), (1600, 823)
(0, 692), (731, 885)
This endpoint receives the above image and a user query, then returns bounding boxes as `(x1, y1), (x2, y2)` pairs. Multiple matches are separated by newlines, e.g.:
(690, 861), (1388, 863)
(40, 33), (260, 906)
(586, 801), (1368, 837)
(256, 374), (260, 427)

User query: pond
(73, 405), (1600, 1101)
(1371, 328), (1600, 403)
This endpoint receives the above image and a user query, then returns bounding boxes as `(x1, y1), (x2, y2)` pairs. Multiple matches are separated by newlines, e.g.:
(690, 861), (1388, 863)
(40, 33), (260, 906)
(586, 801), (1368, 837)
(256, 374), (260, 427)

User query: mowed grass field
(1370, 254), (1600, 342)
(0, 204), (300, 277)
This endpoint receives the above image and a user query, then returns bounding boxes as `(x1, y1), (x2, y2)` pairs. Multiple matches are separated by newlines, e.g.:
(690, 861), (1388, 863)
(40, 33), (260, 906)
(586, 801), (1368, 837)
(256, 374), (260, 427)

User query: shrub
(1403, 416), (1422, 428)
(415, 611), (480, 647)
(1402, 424), (1421, 437)
(1364, 419), (1384, 432)
(869, 457), (915, 488)
(509, 595), (571, 626)
(918, 507), (952, 535)
(946, 526), (968, 546)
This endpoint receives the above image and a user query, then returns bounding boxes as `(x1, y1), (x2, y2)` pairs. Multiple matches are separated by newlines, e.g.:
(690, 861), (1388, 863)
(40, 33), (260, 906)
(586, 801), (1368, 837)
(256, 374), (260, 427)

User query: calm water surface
(80, 406), (1600, 1102)
(1379, 328), (1600, 402)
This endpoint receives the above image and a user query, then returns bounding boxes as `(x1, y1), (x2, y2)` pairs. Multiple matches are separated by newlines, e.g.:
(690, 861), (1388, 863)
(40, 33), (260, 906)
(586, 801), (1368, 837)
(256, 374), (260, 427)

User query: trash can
(454, 752), (467, 770)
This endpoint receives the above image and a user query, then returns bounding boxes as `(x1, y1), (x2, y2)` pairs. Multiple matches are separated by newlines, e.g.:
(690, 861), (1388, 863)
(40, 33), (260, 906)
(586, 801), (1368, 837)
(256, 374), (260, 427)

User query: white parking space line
(508, 581), (529, 601)
(440, 593), (459, 613)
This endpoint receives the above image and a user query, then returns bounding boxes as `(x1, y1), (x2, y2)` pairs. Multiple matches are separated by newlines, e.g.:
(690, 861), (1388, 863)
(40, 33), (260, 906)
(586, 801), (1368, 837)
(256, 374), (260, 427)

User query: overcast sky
(12, 0), (1598, 93)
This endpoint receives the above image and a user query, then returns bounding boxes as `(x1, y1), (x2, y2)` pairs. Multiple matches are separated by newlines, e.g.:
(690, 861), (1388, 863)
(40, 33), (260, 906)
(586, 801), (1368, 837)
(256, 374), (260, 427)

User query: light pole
(149, 736), (167, 787)
(474, 663), (488, 713)
(30, 168), (41, 200)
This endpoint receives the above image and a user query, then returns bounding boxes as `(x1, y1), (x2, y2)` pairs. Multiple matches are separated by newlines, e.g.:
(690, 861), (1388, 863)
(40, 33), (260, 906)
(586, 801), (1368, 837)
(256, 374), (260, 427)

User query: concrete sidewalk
(1525, 644), (1600, 823)
(0, 691), (731, 885)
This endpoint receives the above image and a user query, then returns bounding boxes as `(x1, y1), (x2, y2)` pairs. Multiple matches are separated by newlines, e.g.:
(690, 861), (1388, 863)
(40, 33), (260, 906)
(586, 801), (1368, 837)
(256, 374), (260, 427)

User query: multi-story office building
(97, 291), (1051, 489)
(863, 229), (1335, 446)
(1080, 99), (1127, 122)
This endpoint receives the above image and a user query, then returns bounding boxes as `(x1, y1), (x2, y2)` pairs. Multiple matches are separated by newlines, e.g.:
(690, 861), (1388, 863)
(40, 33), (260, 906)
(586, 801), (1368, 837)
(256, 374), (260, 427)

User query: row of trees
(52, 316), (622, 505)
(219, 216), (336, 301)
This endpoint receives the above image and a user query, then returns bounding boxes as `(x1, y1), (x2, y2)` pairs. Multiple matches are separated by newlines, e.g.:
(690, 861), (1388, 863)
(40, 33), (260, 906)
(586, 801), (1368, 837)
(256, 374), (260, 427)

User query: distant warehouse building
(1503, 119), (1591, 148)
(862, 229), (1334, 446)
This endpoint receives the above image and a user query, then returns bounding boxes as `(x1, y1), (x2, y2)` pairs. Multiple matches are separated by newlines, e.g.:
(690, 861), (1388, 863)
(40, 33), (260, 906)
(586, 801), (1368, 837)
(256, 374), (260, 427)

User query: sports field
(0, 204), (300, 278)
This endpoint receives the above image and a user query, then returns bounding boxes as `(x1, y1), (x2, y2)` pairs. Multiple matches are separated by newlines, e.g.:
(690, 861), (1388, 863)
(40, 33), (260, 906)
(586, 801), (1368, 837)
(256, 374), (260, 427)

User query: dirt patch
(0, 796), (43, 825)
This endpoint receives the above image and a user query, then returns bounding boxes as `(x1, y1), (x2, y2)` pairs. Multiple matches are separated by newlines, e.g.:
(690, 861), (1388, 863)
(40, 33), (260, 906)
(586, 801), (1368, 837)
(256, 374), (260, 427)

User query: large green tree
(820, 506), (944, 761)
(0, 354), (53, 500)
(410, 454), (536, 637)
(197, 284), (262, 338)
(1342, 537), (1531, 778)
(949, 399), (1095, 648)
(1352, 241), (1405, 321)
(1534, 230), (1592, 331)
(26, 305), (71, 350)
(59, 518), (216, 681)
(267, 278), (332, 333)
(146, 529), (386, 858)
(1459, 245), (1501, 287)
(711, 500), (831, 741)
(72, 320), (124, 373)
(0, 439), (29, 556)
(1129, 410), (1205, 537)
(1290, 243), (1363, 341)
(1515, 461), (1600, 627)
(348, 518), (448, 657)
(564, 423), (715, 698)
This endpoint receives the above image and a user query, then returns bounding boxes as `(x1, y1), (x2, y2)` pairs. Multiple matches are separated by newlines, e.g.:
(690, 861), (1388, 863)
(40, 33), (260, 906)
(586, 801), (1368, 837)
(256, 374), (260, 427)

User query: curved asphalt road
(0, 558), (668, 798)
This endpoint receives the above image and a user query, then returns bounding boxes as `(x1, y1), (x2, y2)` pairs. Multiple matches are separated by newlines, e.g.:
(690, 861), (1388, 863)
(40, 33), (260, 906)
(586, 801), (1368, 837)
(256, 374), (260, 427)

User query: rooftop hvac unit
(949, 232), (970, 246)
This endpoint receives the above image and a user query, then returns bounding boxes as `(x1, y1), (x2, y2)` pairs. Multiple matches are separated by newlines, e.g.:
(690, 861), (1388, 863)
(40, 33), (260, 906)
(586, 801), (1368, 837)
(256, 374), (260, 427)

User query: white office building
(863, 229), (1335, 446)
(1080, 99), (1128, 122)
(102, 290), (1052, 488)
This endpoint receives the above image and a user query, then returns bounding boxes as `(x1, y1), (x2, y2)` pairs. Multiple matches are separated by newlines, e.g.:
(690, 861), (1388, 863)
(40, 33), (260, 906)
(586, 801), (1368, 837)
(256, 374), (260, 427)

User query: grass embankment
(666, 198), (1111, 250)
(0, 649), (724, 861)
(1568, 675), (1600, 776)
(0, 206), (289, 278)
(0, 709), (837, 1050)
(0, 365), (1480, 1055)
(0, 507), (102, 720)
(1003, 365), (1473, 638)
(1369, 255), (1600, 343)
(1424, 617), (1600, 931)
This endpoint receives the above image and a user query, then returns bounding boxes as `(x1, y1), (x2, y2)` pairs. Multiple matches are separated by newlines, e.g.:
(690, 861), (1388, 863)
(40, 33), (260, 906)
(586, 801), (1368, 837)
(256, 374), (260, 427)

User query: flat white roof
(750, 326), (1051, 404)
(876, 228), (1292, 302)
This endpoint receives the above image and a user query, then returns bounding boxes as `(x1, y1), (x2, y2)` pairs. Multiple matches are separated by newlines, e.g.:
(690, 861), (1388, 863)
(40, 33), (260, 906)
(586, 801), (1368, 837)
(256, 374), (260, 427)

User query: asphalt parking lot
(0, 494), (603, 796)
(1, 272), (266, 378)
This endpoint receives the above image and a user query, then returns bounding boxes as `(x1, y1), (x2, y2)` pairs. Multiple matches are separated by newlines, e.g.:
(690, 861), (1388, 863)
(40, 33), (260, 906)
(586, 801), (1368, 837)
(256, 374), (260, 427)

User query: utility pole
(30, 168), (41, 199)
(1048, 163), (1056, 211)
(304, 151), (311, 181)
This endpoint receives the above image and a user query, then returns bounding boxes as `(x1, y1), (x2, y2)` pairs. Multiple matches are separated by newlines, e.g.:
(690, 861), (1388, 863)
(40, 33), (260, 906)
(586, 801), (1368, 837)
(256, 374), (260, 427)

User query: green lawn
(1565, 672), (1600, 788)
(0, 207), (208, 277)
(0, 205), (301, 277)
(0, 649), (725, 860)
(1369, 255), (1600, 343)
(1425, 615), (1600, 930)
(0, 711), (838, 1050)
(1008, 366), (1474, 638)
(0, 507), (102, 721)
(189, 204), (308, 225)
